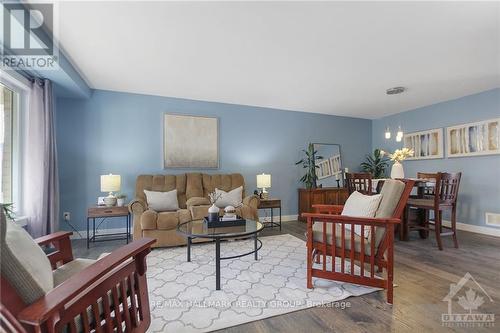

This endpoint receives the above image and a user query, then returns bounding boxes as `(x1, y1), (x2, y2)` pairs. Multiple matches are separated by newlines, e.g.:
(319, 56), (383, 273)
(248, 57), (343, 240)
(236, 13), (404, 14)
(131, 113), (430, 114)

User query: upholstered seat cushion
(53, 258), (96, 286)
(0, 214), (54, 304)
(140, 209), (191, 230)
(312, 222), (373, 255)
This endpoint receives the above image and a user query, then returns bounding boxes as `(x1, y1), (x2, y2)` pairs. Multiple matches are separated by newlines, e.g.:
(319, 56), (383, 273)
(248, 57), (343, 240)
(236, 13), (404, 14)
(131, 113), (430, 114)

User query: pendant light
(385, 127), (391, 139)
(386, 87), (406, 142)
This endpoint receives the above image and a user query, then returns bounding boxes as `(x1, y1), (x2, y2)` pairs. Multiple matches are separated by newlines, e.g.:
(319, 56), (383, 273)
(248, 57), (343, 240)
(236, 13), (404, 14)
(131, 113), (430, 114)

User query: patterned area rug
(146, 234), (379, 332)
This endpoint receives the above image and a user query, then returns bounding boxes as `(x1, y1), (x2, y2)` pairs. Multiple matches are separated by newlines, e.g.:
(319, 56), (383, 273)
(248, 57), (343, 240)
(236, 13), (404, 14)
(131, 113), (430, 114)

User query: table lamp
(101, 174), (121, 206)
(256, 173), (271, 199)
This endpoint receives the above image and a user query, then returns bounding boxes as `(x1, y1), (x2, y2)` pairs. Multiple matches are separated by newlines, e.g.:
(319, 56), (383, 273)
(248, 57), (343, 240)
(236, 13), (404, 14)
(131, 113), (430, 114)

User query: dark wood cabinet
(298, 187), (349, 222)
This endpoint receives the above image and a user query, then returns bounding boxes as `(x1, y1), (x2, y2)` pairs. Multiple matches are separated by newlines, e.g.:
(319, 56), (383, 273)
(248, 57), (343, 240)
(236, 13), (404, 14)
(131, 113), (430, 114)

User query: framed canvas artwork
(447, 118), (500, 158)
(403, 128), (444, 160)
(164, 114), (219, 168)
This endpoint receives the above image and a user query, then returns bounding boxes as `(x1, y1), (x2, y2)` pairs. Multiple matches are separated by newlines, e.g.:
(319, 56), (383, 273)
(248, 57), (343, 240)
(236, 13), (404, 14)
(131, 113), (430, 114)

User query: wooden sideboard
(298, 187), (349, 222)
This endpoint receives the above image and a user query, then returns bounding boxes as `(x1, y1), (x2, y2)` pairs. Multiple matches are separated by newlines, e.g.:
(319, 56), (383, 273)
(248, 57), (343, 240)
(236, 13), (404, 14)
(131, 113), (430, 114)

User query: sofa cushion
(141, 210), (159, 230)
(53, 258), (96, 286)
(190, 205), (210, 220)
(157, 211), (180, 230)
(0, 213), (54, 304)
(215, 186), (243, 208)
(341, 191), (382, 238)
(144, 189), (179, 212)
(202, 174), (245, 198)
(135, 174), (187, 209)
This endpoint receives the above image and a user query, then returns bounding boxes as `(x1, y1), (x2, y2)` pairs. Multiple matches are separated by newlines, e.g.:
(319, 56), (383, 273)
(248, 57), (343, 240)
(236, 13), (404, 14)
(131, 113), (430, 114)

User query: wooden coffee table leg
(187, 237), (191, 262)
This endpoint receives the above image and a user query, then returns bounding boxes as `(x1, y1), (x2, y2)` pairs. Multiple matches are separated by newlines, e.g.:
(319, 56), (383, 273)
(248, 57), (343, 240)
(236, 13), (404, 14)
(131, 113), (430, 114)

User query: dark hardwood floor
(72, 221), (500, 333)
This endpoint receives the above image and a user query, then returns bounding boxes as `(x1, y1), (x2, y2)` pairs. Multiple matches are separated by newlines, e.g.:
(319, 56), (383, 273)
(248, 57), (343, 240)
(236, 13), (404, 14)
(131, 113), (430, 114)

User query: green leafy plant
(295, 143), (323, 189)
(1, 203), (16, 220)
(360, 149), (390, 179)
(116, 193), (127, 199)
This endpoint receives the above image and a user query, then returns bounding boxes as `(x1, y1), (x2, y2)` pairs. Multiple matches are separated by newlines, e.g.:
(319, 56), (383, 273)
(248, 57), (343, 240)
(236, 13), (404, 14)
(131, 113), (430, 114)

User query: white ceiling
(57, 1), (500, 119)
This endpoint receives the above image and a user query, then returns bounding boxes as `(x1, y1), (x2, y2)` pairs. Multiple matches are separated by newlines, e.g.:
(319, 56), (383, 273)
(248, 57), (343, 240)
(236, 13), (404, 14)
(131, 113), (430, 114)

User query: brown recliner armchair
(129, 173), (260, 248)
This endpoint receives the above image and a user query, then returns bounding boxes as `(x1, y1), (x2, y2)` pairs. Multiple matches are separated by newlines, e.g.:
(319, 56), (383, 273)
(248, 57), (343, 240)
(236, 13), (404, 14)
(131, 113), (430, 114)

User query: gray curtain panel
(24, 78), (59, 237)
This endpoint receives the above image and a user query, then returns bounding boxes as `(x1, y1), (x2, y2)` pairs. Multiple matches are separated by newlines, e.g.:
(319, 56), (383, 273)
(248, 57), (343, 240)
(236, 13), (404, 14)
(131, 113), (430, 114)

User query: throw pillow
(215, 186), (243, 208)
(341, 191), (383, 238)
(144, 189), (180, 212)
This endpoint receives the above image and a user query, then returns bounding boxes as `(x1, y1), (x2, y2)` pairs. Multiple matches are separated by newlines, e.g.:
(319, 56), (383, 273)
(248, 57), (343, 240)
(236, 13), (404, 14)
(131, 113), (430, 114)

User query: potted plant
(360, 149), (390, 179)
(388, 148), (414, 179)
(116, 194), (127, 207)
(295, 143), (323, 189)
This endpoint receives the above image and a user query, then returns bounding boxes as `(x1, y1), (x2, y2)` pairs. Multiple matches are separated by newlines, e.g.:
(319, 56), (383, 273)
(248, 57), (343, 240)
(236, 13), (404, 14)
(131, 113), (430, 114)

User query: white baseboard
(442, 220), (500, 237)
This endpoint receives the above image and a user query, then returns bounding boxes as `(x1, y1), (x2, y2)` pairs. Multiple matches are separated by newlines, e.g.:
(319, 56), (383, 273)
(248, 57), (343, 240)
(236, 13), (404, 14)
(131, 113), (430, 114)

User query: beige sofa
(129, 173), (260, 248)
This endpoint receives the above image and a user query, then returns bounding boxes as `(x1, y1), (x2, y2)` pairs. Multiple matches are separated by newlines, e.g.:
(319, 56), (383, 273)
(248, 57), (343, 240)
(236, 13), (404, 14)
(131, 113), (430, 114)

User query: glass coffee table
(177, 219), (264, 290)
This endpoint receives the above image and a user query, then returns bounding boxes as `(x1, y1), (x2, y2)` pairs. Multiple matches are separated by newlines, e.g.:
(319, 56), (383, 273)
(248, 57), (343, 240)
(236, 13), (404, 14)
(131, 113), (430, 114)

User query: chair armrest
(35, 232), (74, 268)
(186, 197), (211, 207)
(243, 195), (260, 210)
(312, 204), (344, 214)
(35, 231), (73, 246)
(128, 198), (147, 215)
(302, 212), (401, 225)
(18, 238), (156, 326)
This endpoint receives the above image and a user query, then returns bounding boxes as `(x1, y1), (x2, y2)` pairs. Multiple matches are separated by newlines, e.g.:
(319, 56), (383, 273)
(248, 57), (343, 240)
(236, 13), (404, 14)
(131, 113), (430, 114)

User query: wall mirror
(313, 143), (344, 188)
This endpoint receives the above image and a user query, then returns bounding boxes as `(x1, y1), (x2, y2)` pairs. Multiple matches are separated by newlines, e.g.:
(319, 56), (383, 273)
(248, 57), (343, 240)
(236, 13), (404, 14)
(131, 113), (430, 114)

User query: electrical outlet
(63, 212), (71, 221)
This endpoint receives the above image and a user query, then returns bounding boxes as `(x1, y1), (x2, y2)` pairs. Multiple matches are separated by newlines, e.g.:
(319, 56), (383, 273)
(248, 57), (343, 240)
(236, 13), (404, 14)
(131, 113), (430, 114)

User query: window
(0, 83), (20, 208)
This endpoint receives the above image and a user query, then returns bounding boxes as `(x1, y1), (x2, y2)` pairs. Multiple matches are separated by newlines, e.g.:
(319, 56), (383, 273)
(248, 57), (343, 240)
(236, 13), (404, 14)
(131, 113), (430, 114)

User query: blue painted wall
(372, 88), (500, 228)
(56, 89), (371, 231)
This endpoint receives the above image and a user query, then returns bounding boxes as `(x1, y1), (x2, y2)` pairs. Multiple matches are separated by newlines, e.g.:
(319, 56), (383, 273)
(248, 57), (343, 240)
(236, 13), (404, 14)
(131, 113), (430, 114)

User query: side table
(258, 198), (282, 231)
(87, 206), (130, 248)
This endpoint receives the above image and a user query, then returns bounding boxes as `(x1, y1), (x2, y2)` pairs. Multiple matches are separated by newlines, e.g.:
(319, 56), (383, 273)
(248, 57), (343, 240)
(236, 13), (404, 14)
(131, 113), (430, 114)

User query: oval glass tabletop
(177, 219), (264, 239)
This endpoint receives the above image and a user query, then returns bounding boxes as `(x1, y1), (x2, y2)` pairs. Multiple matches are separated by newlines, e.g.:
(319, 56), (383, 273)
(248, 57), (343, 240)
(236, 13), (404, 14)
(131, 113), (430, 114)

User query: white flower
(388, 148), (414, 162)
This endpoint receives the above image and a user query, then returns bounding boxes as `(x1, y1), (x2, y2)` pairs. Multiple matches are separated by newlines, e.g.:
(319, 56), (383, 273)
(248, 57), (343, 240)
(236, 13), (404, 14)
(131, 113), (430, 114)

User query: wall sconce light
(385, 127), (391, 139)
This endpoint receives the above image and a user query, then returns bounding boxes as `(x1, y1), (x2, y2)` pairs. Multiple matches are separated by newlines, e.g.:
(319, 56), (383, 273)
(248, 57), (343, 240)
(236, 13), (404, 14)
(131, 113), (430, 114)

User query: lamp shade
(101, 174), (121, 193)
(256, 173), (271, 188)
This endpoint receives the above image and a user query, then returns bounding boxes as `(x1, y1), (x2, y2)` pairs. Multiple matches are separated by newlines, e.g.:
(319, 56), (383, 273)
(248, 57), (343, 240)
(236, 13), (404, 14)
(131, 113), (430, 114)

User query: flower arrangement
(385, 148), (414, 163)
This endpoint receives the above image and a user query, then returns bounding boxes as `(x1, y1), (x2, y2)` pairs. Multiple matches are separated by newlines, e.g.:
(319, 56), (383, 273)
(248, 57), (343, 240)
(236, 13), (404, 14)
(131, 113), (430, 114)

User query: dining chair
(406, 172), (462, 250)
(345, 172), (373, 195)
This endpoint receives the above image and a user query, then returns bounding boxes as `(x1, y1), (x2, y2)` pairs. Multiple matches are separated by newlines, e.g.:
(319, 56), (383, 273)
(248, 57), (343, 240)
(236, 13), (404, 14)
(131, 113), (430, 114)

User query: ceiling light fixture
(386, 87), (407, 142)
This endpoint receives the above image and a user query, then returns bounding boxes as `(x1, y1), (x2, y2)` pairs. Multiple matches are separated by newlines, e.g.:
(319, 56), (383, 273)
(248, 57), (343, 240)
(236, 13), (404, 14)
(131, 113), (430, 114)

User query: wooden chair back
(417, 172), (438, 196)
(435, 172), (462, 206)
(345, 172), (372, 195)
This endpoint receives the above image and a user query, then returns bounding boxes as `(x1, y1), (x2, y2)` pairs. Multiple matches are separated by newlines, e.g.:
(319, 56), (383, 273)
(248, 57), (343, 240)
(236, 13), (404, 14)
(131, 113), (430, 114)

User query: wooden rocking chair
(302, 179), (414, 304)
(0, 212), (155, 333)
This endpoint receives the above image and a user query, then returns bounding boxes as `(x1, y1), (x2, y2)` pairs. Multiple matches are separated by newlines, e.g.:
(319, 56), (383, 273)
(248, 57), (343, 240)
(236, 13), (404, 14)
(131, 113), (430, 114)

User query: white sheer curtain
(23, 78), (59, 237)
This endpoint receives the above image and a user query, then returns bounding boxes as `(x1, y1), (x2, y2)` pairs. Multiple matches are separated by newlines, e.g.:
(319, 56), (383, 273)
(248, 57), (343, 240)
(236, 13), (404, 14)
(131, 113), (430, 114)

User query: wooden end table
(258, 198), (282, 231)
(87, 206), (131, 248)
